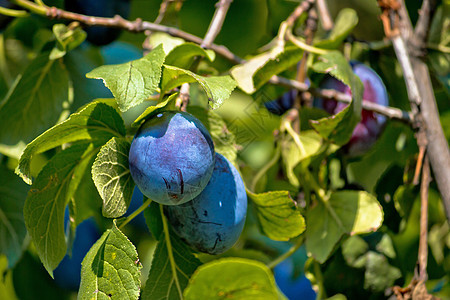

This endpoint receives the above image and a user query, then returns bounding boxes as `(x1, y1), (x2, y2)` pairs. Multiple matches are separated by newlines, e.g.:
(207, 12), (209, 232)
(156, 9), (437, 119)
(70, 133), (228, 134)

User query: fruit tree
(0, 0), (449, 299)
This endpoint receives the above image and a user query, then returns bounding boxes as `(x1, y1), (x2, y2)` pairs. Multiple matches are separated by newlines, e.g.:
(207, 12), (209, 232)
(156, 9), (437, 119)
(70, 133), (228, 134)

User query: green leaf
(0, 52), (70, 147)
(184, 257), (280, 300)
(132, 93), (178, 127)
(142, 232), (202, 300)
(92, 137), (135, 218)
(393, 184), (416, 218)
(231, 46), (303, 94)
(0, 165), (28, 268)
(165, 43), (215, 69)
(50, 23), (87, 60)
(364, 252), (402, 292)
(187, 106), (237, 163)
(16, 100), (125, 184)
(143, 201), (163, 240)
(310, 51), (363, 145)
(305, 190), (383, 263)
(79, 220), (141, 300)
(161, 65), (237, 109)
(0, 255), (19, 300)
(314, 9), (359, 49)
(248, 190), (305, 241)
(86, 44), (165, 112)
(281, 130), (323, 187)
(23, 142), (102, 275)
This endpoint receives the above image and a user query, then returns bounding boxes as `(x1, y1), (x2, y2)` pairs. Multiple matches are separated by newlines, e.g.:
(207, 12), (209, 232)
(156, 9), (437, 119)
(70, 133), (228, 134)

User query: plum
(314, 61), (389, 155)
(165, 153), (247, 255)
(129, 111), (215, 205)
(264, 89), (297, 115)
(54, 211), (101, 290)
(274, 258), (316, 300)
(65, 0), (130, 46)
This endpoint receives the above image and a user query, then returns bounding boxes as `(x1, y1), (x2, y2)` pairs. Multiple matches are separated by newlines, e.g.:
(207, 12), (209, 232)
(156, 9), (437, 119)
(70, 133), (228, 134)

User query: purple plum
(165, 153), (247, 254)
(129, 111), (215, 205)
(314, 61), (389, 155)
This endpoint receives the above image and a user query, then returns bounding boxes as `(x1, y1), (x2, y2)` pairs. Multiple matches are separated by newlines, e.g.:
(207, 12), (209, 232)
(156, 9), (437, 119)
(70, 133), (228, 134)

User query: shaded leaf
(132, 93), (178, 127)
(78, 221), (141, 300)
(92, 137), (134, 218)
(231, 46), (303, 94)
(23, 143), (101, 275)
(0, 165), (28, 268)
(16, 100), (125, 184)
(306, 190), (383, 263)
(87, 45), (165, 112)
(248, 190), (305, 241)
(142, 231), (202, 300)
(0, 52), (70, 147)
(143, 201), (163, 240)
(314, 9), (359, 49)
(184, 257), (280, 300)
(165, 43), (215, 69)
(161, 65), (236, 110)
(310, 51), (363, 145)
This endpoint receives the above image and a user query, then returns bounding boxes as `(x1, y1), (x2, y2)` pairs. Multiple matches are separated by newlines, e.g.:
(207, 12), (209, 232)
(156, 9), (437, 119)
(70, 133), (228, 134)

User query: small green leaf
(0, 165), (28, 268)
(314, 8), (359, 49)
(165, 43), (215, 69)
(79, 220), (141, 300)
(306, 190), (383, 263)
(161, 65), (237, 109)
(363, 252), (401, 292)
(92, 137), (135, 218)
(231, 46), (303, 94)
(310, 51), (363, 145)
(248, 190), (305, 241)
(184, 257), (280, 299)
(132, 93), (178, 127)
(0, 52), (70, 147)
(23, 143), (101, 275)
(281, 130), (323, 187)
(50, 23), (87, 60)
(86, 44), (165, 112)
(142, 232), (202, 300)
(16, 100), (125, 184)
(188, 106), (237, 163)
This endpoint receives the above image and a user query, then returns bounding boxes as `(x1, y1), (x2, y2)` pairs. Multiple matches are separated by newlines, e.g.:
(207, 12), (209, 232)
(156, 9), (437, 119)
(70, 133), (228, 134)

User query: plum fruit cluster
(129, 111), (247, 254)
(313, 61), (389, 156)
(64, 0), (130, 46)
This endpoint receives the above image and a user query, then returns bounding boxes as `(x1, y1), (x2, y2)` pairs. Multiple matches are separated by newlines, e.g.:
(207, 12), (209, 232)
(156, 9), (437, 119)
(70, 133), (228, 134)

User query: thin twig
(418, 154), (430, 281)
(285, 0), (315, 28)
(201, 0), (233, 48)
(316, 0), (333, 31)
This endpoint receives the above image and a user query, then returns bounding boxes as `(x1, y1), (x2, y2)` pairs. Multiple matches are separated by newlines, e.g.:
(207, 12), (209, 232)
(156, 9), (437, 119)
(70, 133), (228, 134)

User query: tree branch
(412, 0), (438, 56)
(201, 0), (233, 48)
(316, 0), (334, 31)
(378, 0), (450, 221)
(8, 1), (413, 125)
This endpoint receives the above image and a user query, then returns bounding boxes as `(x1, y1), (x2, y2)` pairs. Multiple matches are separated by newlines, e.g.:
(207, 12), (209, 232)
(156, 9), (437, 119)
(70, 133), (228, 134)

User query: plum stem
(267, 236), (304, 269)
(160, 204), (184, 298)
(118, 197), (152, 230)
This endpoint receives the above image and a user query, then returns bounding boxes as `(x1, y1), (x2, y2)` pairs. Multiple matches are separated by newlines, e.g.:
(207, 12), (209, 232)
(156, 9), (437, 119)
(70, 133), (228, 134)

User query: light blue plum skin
(274, 259), (316, 300)
(314, 61), (389, 156)
(53, 211), (101, 291)
(129, 111), (215, 205)
(165, 153), (247, 255)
